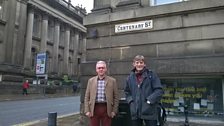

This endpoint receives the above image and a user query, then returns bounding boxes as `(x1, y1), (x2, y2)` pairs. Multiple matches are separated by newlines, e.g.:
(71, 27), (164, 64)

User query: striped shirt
(96, 79), (106, 103)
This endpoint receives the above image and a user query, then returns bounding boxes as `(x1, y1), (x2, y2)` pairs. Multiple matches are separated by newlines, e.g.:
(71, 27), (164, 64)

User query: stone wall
(80, 0), (224, 115)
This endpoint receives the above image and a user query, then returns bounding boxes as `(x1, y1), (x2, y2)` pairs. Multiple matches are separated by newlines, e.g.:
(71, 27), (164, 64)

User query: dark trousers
(132, 119), (157, 126)
(90, 103), (111, 126)
(22, 88), (28, 95)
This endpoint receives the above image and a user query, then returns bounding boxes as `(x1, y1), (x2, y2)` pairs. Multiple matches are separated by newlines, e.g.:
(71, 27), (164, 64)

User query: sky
(70, 0), (94, 13)
(69, 0), (180, 13)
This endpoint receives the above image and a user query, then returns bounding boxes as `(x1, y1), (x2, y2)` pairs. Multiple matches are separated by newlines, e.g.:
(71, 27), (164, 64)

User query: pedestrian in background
(84, 61), (119, 126)
(72, 83), (78, 93)
(125, 55), (164, 126)
(22, 80), (30, 95)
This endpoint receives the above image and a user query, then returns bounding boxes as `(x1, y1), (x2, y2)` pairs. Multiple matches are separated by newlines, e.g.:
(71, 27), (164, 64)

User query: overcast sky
(70, 0), (94, 13)
(69, 0), (181, 13)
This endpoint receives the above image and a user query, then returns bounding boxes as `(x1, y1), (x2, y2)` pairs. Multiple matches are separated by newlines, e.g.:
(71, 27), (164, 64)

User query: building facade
(81, 0), (224, 119)
(0, 0), (86, 83)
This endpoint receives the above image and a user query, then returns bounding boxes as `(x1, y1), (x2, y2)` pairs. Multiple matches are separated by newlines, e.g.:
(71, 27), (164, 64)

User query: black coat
(125, 68), (164, 120)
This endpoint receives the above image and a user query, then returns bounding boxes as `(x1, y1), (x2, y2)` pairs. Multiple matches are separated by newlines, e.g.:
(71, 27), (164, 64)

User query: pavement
(13, 113), (81, 126)
(166, 116), (224, 126)
(1, 94), (224, 126)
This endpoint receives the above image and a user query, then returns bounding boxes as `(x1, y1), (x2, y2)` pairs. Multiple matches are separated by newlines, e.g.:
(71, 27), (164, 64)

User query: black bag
(157, 103), (167, 126)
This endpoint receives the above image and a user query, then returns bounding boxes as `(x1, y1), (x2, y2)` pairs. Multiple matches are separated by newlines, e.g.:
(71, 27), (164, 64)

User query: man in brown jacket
(84, 61), (119, 126)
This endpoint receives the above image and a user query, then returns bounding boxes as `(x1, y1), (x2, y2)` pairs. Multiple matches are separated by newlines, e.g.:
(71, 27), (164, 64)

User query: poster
(201, 99), (208, 106)
(193, 103), (200, 110)
(36, 53), (47, 75)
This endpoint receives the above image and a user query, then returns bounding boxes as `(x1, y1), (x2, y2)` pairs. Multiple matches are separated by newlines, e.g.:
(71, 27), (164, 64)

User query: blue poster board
(36, 53), (47, 75)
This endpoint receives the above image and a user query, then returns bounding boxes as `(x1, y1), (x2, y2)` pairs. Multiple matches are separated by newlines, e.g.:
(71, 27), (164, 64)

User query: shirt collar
(97, 76), (105, 80)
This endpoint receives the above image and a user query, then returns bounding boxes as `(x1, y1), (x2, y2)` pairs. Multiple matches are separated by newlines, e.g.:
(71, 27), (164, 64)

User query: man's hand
(147, 100), (151, 104)
(85, 112), (92, 118)
(111, 112), (116, 118)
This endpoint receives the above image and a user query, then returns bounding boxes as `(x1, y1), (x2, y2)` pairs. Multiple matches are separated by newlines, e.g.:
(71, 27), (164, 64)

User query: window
(47, 20), (54, 42)
(15, 1), (20, 25)
(33, 14), (41, 37)
(0, 0), (8, 20)
(59, 25), (65, 46)
(68, 57), (73, 75)
(46, 51), (52, 73)
(69, 30), (74, 50)
(151, 0), (189, 6)
(161, 78), (223, 117)
(78, 34), (82, 55)
(31, 47), (37, 71)
(58, 54), (63, 75)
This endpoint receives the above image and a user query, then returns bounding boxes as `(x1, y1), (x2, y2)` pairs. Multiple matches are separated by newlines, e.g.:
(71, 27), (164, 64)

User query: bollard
(48, 112), (57, 126)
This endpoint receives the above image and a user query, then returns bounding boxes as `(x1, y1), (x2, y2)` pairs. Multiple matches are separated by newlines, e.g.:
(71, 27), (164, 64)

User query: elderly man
(84, 61), (119, 126)
(125, 55), (164, 126)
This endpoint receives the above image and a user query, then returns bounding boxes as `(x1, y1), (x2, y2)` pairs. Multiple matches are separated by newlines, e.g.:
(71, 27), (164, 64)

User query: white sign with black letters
(115, 20), (153, 33)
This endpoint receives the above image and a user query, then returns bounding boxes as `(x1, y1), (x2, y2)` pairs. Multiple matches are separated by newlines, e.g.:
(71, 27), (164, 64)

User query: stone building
(81, 0), (224, 120)
(0, 0), (86, 83)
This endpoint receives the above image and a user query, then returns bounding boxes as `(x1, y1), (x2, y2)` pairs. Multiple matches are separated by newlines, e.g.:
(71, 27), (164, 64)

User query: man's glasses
(97, 67), (105, 69)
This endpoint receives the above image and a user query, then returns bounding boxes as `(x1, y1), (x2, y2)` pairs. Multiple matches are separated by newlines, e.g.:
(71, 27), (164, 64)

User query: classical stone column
(24, 6), (34, 69)
(81, 34), (86, 63)
(52, 19), (60, 73)
(63, 25), (70, 74)
(40, 13), (48, 53)
(15, 0), (28, 65)
(3, 0), (17, 64)
(73, 30), (79, 75)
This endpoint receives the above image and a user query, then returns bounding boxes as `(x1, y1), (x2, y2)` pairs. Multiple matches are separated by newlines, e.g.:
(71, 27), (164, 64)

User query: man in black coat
(125, 55), (164, 126)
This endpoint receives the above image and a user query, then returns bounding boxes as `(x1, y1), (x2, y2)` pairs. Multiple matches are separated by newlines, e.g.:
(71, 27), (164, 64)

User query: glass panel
(155, 0), (187, 5)
(161, 78), (223, 117)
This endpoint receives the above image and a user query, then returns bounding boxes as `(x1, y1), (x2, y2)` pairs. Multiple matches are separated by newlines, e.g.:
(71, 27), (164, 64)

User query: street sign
(115, 20), (153, 33)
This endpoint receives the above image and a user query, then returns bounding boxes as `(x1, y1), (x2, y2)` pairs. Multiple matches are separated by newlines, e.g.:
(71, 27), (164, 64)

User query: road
(0, 96), (80, 126)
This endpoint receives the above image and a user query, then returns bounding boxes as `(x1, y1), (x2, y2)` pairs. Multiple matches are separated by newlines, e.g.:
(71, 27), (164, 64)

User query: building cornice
(84, 0), (224, 26)
(28, 0), (86, 33)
